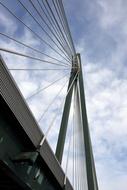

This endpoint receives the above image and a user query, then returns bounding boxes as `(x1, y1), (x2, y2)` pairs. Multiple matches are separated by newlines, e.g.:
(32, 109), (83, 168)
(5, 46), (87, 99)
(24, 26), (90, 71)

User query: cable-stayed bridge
(0, 0), (98, 189)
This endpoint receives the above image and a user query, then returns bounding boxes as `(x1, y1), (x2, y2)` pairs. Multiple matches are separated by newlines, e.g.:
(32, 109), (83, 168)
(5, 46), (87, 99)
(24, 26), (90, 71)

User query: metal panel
(0, 55), (42, 147)
(40, 141), (64, 187)
(65, 179), (74, 190)
(40, 141), (73, 189)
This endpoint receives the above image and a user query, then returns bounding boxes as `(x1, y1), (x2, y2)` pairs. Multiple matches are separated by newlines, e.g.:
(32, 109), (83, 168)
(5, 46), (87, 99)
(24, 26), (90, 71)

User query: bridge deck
(0, 56), (73, 190)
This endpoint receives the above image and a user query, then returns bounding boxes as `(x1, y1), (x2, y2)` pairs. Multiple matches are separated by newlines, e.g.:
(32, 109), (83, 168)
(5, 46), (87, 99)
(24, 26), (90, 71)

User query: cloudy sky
(1, 0), (127, 190)
(64, 0), (127, 189)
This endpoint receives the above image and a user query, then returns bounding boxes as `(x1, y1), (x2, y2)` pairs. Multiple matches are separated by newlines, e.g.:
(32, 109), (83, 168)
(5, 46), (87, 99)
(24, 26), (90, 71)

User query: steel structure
(0, 0), (98, 189)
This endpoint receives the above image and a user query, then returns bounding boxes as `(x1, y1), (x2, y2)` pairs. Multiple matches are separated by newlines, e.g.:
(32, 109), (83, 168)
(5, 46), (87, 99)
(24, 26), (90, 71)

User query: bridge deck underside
(0, 162), (24, 190)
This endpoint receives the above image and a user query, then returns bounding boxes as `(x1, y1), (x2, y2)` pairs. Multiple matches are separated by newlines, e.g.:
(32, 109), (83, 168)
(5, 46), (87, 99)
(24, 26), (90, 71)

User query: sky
(64, 0), (127, 189)
(1, 0), (127, 190)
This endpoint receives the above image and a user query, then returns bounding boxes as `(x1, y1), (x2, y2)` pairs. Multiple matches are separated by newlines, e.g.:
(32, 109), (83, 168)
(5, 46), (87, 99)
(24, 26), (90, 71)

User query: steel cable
(38, 71), (79, 123)
(38, 71), (78, 148)
(0, 32), (70, 66)
(0, 47), (70, 67)
(27, 0), (72, 61)
(17, 0), (71, 63)
(0, 2), (71, 64)
(52, 0), (74, 55)
(58, 0), (76, 55)
(21, 0), (72, 59)
(26, 72), (69, 101)
(44, 0), (74, 59)
(40, 0), (71, 56)
(9, 68), (70, 71)
(56, 0), (75, 56)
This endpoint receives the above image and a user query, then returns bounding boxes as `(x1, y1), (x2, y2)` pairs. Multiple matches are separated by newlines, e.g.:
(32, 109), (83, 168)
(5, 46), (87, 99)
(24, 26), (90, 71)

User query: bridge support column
(55, 69), (76, 164)
(78, 54), (98, 190)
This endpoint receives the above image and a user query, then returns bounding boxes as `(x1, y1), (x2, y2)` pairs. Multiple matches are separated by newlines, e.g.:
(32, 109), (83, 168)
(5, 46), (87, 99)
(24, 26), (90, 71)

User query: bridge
(0, 1), (98, 190)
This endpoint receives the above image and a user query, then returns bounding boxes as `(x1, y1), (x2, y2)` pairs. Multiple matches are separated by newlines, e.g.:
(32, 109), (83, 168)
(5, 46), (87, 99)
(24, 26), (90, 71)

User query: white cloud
(0, 11), (17, 34)
(80, 53), (127, 190)
(97, 0), (125, 29)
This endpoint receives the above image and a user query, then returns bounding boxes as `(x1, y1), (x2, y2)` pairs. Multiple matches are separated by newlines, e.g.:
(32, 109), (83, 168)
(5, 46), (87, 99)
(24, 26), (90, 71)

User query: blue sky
(1, 0), (127, 189)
